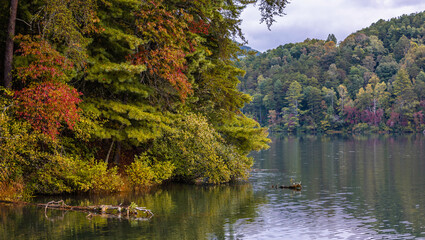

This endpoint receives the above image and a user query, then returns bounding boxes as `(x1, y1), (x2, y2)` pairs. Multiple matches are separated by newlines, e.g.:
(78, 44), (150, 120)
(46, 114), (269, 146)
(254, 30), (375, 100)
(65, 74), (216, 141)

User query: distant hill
(236, 11), (425, 133)
(240, 45), (260, 53)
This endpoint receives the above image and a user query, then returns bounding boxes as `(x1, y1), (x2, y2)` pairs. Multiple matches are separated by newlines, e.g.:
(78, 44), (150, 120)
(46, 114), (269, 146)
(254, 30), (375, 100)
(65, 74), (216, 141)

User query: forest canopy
(0, 0), (288, 199)
(237, 11), (425, 133)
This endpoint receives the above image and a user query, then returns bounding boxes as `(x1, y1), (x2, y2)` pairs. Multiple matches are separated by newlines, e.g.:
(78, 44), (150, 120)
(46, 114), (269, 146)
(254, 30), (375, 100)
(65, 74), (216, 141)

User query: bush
(150, 113), (253, 184)
(0, 91), (41, 200)
(352, 123), (370, 133)
(125, 154), (174, 187)
(1, 89), (122, 197)
(31, 155), (123, 194)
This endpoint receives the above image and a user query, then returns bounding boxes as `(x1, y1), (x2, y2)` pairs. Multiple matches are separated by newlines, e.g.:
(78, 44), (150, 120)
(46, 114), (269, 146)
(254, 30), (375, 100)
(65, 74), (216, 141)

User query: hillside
(236, 11), (425, 133)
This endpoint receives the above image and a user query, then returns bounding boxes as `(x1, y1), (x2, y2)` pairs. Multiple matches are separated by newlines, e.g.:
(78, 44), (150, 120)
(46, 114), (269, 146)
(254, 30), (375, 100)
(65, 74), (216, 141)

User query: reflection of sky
(228, 172), (417, 240)
(236, 135), (425, 239)
(240, 0), (425, 52)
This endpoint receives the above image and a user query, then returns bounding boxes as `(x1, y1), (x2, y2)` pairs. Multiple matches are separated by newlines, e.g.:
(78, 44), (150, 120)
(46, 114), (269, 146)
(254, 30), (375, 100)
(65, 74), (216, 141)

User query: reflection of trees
(258, 134), (425, 237)
(0, 183), (265, 239)
(136, 184), (266, 239)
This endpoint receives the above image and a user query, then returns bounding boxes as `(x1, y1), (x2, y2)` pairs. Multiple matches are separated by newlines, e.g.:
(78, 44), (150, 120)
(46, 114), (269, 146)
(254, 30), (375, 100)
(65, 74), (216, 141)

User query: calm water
(2, 135), (425, 239)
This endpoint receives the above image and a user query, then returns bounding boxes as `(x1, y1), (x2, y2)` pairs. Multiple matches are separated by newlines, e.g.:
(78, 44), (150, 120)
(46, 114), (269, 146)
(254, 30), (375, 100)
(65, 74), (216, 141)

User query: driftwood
(0, 200), (153, 220)
(272, 182), (302, 191)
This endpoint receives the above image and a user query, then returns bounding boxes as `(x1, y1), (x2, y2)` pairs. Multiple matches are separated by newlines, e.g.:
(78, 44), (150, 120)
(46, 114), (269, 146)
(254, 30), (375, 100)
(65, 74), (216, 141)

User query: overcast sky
(240, 0), (425, 52)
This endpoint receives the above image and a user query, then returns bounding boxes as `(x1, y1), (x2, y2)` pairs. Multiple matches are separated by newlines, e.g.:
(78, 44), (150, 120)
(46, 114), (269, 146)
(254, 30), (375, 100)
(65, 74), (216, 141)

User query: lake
(1, 134), (425, 239)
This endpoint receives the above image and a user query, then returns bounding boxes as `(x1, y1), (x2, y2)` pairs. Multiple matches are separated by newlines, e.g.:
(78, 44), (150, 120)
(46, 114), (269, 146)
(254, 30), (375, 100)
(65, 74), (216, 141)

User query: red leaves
(344, 105), (384, 126)
(14, 82), (82, 140)
(15, 35), (74, 83)
(360, 109), (384, 126)
(132, 47), (191, 99)
(12, 35), (82, 139)
(188, 19), (210, 35)
(343, 105), (359, 124)
(386, 112), (401, 128)
(130, 0), (200, 100)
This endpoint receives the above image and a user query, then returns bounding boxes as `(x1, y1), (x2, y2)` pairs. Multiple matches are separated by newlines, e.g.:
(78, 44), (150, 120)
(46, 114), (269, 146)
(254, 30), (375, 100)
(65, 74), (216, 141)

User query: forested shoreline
(237, 11), (425, 133)
(0, 0), (289, 199)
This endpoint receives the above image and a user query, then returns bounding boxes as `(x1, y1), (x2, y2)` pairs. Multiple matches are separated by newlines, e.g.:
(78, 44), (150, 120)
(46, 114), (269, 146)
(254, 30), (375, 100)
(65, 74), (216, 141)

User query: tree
(393, 35), (410, 62)
(281, 81), (303, 131)
(355, 75), (387, 125)
(3, 0), (18, 88)
(257, 0), (289, 29)
(303, 86), (322, 126)
(326, 34), (337, 43)
(403, 45), (425, 79)
(415, 71), (425, 100)
(347, 66), (368, 98)
(390, 68), (418, 129)
(130, 0), (196, 100)
(337, 84), (351, 114)
(393, 68), (416, 102)
(376, 60), (399, 82)
(236, 11), (425, 133)
(322, 86), (336, 111)
(285, 81), (303, 116)
(14, 82), (82, 139)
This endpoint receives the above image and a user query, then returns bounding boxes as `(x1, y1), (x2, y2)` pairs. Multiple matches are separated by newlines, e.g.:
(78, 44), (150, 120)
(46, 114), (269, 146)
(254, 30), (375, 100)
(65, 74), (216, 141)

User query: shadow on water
(2, 134), (425, 239)
(0, 183), (267, 240)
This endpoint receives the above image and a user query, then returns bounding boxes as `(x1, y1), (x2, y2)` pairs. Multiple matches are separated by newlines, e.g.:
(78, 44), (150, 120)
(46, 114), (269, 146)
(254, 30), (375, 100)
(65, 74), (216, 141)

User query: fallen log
(278, 183), (302, 190)
(0, 200), (153, 220)
(272, 182), (302, 191)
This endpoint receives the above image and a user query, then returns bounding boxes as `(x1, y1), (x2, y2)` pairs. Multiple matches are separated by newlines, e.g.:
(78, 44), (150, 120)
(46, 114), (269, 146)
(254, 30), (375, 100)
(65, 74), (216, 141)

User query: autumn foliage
(14, 35), (74, 83)
(14, 82), (82, 139)
(13, 35), (81, 139)
(1, 0), (284, 198)
(130, 0), (198, 100)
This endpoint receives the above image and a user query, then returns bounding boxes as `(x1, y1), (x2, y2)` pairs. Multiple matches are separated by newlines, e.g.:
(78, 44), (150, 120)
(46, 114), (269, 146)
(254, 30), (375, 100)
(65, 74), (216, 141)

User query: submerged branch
(0, 200), (153, 220)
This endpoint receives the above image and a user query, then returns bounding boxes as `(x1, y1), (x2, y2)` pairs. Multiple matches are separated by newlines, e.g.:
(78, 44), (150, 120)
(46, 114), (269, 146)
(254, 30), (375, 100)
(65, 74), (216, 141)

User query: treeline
(0, 0), (289, 199)
(237, 11), (425, 133)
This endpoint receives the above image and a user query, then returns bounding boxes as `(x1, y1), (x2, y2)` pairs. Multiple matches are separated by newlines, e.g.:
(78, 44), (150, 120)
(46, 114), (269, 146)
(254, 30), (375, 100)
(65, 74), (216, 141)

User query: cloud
(240, 0), (425, 52)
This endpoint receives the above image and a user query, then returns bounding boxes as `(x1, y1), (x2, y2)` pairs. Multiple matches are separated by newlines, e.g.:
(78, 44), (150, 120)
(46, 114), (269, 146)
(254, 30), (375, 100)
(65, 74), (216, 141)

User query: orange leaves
(15, 35), (74, 83)
(188, 19), (210, 35)
(130, 0), (200, 100)
(132, 46), (191, 99)
(13, 35), (81, 140)
(14, 82), (82, 140)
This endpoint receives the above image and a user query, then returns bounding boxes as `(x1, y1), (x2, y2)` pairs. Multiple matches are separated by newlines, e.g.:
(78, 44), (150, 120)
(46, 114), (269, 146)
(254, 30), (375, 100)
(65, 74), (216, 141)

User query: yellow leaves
(125, 154), (175, 187)
(102, 27), (145, 49)
(357, 87), (366, 98)
(86, 62), (146, 85)
(125, 127), (158, 143)
(100, 62), (146, 74)
(147, 113), (253, 184)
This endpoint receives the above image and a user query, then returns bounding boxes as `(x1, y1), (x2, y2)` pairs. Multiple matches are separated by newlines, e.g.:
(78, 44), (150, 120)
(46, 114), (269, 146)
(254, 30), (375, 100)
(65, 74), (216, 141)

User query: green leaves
(148, 113), (254, 184)
(125, 153), (175, 187)
(81, 99), (172, 144)
(2, 0), (288, 197)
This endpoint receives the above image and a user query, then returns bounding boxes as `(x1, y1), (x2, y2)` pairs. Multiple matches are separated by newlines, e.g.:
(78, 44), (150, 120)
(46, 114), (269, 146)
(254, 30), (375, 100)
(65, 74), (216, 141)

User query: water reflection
(1, 184), (266, 240)
(248, 134), (425, 239)
(1, 135), (425, 239)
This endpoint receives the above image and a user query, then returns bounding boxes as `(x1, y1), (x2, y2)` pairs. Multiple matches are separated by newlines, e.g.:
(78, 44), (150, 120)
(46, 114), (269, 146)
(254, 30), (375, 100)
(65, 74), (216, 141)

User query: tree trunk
(114, 141), (121, 165)
(105, 140), (115, 164)
(3, 0), (18, 89)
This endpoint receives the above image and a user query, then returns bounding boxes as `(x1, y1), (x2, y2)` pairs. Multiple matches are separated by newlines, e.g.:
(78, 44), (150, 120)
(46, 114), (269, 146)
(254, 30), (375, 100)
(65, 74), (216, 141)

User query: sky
(240, 0), (425, 52)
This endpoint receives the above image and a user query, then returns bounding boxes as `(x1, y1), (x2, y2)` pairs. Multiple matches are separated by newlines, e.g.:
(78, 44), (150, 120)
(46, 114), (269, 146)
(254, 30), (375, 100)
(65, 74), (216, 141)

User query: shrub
(0, 91), (41, 200)
(31, 155), (123, 194)
(125, 154), (174, 187)
(150, 113), (253, 184)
